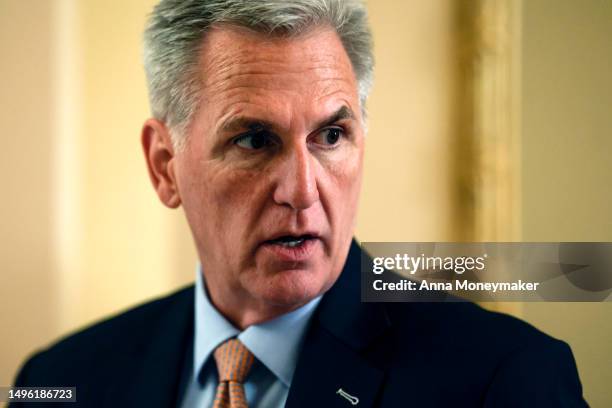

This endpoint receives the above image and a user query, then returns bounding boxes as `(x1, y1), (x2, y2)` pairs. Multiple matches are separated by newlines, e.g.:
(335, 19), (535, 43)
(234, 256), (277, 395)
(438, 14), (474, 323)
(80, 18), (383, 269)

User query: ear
(141, 118), (181, 208)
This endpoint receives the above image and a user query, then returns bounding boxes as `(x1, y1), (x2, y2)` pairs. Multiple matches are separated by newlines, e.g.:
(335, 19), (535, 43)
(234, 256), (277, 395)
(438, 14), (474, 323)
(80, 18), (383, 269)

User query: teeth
(269, 235), (313, 247)
(279, 238), (304, 247)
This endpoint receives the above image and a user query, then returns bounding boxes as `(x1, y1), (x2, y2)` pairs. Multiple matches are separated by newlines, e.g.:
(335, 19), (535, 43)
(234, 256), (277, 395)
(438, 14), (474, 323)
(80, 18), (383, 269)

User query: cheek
(207, 168), (250, 206)
(205, 168), (256, 216)
(318, 146), (363, 253)
(197, 164), (272, 239)
(327, 147), (363, 209)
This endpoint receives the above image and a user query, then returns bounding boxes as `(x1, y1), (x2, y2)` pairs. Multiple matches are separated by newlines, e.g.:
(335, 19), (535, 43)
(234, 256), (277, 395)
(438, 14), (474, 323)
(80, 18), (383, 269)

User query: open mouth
(260, 234), (320, 262)
(266, 234), (316, 248)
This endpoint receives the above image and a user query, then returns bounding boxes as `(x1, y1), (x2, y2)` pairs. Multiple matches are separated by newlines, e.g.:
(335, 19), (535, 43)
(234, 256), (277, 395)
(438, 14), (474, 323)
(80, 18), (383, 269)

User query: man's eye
(234, 131), (274, 150)
(313, 127), (344, 146)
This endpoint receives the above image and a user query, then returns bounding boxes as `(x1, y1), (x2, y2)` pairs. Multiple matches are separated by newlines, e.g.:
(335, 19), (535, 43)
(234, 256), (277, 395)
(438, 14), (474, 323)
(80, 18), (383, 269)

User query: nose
(272, 143), (319, 210)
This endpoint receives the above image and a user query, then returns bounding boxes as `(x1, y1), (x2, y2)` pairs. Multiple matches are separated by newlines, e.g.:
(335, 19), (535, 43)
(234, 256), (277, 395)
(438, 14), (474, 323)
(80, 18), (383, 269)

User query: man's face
(174, 26), (364, 317)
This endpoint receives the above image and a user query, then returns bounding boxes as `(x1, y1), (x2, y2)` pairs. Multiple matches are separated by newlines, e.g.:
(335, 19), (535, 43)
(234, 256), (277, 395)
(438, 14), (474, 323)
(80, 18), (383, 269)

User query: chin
(250, 268), (332, 309)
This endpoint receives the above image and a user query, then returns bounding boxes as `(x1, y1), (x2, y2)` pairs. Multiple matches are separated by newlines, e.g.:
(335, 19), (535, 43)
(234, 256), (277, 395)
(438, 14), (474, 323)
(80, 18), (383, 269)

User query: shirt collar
(194, 264), (321, 387)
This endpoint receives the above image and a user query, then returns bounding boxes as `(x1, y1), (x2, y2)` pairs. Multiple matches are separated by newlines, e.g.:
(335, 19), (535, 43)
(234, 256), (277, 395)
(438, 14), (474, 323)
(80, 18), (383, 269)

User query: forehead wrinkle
(202, 67), (354, 117)
(209, 83), (301, 115)
(213, 98), (294, 135)
(202, 60), (351, 95)
(200, 35), (354, 93)
(316, 86), (354, 102)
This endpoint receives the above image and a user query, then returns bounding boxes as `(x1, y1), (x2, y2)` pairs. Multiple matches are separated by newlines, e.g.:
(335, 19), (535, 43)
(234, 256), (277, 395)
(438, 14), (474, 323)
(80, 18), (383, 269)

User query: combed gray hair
(143, 0), (374, 150)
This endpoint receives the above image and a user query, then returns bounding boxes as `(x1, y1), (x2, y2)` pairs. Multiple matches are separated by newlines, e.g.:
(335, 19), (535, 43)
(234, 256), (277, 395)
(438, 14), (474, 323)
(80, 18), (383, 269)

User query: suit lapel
(105, 287), (195, 407)
(285, 325), (385, 408)
(286, 240), (391, 408)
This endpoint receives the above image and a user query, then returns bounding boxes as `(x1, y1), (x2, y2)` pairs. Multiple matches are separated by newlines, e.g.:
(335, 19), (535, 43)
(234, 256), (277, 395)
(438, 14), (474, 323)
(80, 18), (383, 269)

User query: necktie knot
(214, 338), (254, 384)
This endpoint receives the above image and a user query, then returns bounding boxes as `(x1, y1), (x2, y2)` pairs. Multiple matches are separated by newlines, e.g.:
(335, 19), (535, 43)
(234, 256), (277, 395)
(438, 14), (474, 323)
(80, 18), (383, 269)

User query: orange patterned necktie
(212, 339), (255, 408)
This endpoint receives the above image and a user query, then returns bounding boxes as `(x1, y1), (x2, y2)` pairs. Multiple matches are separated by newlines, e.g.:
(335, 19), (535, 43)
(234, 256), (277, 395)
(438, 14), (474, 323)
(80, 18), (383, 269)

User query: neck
(204, 282), (307, 330)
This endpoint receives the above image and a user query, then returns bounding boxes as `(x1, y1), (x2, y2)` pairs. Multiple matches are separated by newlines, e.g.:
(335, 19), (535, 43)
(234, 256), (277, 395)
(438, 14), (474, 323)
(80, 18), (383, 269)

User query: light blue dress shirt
(180, 266), (321, 408)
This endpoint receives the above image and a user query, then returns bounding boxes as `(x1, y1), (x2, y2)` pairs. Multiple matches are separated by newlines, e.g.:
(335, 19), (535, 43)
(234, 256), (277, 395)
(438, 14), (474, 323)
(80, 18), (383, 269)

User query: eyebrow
(315, 105), (355, 130)
(219, 105), (355, 134)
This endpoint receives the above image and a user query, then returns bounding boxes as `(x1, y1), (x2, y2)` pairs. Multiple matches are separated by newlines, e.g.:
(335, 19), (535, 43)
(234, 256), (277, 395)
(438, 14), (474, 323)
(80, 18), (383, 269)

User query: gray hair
(143, 0), (374, 150)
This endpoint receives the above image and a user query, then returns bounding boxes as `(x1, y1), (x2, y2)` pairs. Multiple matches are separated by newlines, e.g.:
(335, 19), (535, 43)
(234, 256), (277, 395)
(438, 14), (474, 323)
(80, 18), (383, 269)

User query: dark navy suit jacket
(12, 241), (588, 407)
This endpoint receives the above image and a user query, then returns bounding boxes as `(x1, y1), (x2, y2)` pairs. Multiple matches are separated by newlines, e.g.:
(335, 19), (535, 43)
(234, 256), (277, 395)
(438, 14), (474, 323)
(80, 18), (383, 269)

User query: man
(13, 0), (587, 407)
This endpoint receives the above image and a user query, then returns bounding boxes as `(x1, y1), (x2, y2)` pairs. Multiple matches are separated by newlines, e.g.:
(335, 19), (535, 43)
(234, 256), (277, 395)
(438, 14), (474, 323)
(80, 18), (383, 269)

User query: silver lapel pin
(336, 388), (360, 405)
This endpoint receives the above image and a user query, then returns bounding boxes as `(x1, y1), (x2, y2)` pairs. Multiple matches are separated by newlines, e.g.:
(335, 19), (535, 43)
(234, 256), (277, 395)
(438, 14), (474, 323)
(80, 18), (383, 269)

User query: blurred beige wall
(356, 0), (456, 242)
(521, 0), (612, 406)
(0, 0), (57, 390)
